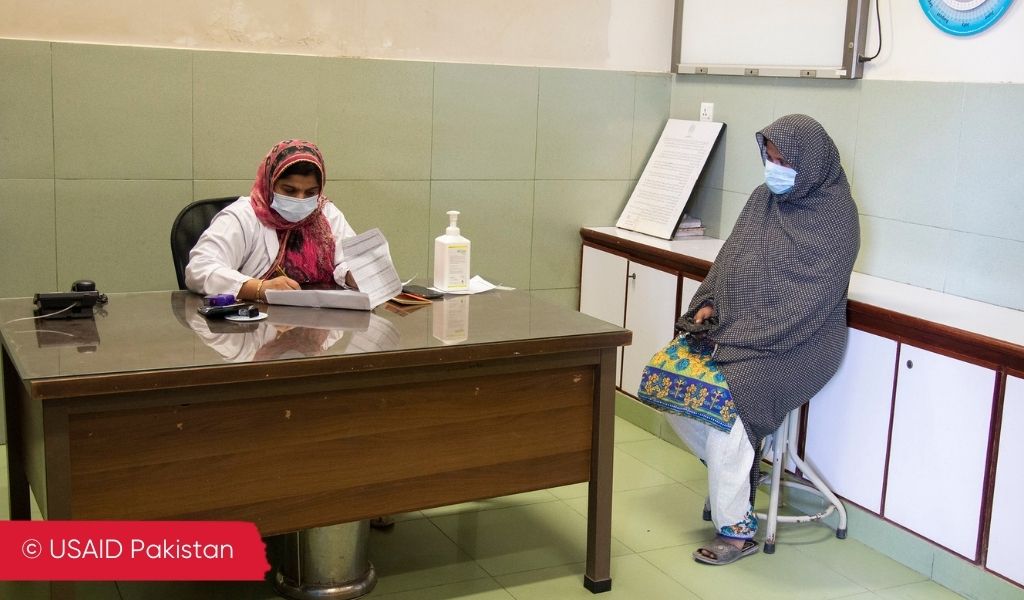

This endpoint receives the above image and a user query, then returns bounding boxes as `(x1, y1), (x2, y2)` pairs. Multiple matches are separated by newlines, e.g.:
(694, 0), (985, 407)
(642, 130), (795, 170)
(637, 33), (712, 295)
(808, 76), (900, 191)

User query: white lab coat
(185, 197), (357, 296)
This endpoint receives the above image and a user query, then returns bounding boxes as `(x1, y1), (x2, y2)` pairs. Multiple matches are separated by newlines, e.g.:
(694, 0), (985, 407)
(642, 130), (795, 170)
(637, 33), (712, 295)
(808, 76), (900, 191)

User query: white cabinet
(620, 261), (679, 398)
(986, 375), (1024, 586)
(680, 277), (700, 319)
(580, 246), (628, 329)
(805, 329), (898, 513)
(884, 344), (996, 559)
(580, 246), (628, 385)
(580, 246), (697, 396)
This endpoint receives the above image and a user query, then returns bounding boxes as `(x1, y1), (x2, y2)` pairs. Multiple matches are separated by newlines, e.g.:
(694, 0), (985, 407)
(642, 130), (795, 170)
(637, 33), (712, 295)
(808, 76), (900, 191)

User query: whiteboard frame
(672, 0), (871, 79)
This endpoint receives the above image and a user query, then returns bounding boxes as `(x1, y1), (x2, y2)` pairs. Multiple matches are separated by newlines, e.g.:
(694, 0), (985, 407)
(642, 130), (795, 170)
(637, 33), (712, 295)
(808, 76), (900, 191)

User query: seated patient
(637, 114), (860, 565)
(186, 139), (358, 301)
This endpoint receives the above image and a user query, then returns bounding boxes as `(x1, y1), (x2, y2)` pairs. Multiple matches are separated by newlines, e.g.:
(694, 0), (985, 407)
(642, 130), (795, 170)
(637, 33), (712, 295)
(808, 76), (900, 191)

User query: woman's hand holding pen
(262, 275), (301, 292)
(241, 274), (300, 302)
(261, 264), (300, 296)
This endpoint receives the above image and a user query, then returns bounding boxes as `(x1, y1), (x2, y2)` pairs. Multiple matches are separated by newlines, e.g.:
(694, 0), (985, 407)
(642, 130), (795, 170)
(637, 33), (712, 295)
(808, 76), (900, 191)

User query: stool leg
(763, 416), (788, 554)
(785, 443), (848, 538)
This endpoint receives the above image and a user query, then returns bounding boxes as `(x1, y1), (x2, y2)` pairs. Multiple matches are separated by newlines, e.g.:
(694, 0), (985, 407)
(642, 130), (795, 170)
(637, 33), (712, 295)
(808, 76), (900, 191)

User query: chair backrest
(170, 197), (238, 290)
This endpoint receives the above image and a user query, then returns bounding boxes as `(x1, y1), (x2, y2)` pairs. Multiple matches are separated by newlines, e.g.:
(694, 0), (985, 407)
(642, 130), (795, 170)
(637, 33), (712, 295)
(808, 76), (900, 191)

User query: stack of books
(673, 214), (705, 239)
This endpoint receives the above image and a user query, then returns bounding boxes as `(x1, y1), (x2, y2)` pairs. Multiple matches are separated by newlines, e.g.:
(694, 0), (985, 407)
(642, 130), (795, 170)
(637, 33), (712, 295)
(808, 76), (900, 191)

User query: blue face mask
(764, 161), (797, 194)
(271, 193), (319, 223)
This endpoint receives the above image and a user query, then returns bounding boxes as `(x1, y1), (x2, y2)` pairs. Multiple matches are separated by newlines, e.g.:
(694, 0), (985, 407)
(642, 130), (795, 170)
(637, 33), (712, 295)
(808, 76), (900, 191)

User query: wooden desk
(1, 291), (630, 596)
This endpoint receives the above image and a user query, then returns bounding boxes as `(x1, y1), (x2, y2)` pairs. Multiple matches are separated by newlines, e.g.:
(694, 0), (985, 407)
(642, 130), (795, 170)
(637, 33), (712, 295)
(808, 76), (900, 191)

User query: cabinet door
(579, 246), (628, 386)
(580, 246), (627, 327)
(679, 277), (701, 317)
(885, 345), (996, 559)
(620, 262), (678, 398)
(805, 329), (898, 513)
(987, 375), (1024, 586)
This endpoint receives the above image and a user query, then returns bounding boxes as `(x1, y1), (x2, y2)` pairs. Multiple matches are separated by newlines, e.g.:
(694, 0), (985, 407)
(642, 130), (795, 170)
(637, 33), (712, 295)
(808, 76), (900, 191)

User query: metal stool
(702, 408), (847, 554)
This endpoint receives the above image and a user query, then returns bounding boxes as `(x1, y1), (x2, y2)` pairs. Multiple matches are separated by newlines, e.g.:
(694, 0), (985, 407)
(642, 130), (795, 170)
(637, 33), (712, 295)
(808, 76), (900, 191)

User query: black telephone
(34, 280), (108, 319)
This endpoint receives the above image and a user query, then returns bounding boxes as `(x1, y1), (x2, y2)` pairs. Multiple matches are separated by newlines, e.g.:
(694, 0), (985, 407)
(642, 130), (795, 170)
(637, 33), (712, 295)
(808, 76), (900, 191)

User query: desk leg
(3, 349), (31, 520)
(584, 347), (616, 593)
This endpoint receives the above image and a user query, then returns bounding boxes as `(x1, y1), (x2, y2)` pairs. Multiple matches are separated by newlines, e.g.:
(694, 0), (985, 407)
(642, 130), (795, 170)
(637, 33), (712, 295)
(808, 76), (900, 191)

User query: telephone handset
(34, 279), (108, 319)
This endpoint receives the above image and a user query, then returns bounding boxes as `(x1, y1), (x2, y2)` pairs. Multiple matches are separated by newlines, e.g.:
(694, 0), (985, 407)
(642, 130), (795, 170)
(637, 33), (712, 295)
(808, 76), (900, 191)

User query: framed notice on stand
(615, 119), (724, 240)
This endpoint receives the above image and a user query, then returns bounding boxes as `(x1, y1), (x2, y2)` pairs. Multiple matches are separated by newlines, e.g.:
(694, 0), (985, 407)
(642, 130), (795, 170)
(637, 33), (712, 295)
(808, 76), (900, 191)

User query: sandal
(693, 537), (759, 565)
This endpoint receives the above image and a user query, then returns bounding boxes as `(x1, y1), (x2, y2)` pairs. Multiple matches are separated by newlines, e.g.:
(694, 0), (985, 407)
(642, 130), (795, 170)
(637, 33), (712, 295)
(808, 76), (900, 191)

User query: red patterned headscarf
(249, 139), (335, 284)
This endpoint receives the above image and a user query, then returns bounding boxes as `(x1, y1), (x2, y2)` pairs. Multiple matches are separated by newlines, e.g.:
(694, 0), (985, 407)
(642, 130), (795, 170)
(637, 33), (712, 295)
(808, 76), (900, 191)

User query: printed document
(264, 228), (402, 310)
(615, 119), (723, 239)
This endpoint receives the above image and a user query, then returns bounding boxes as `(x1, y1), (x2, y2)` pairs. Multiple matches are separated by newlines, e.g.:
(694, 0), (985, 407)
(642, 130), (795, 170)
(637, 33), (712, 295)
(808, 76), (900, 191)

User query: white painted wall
(863, 0), (1024, 83)
(0, 1), (1019, 79)
(0, 0), (675, 72)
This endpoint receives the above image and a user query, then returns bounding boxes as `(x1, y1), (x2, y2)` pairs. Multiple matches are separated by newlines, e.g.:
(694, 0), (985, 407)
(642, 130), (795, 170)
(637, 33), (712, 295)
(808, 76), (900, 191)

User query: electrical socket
(699, 102), (714, 122)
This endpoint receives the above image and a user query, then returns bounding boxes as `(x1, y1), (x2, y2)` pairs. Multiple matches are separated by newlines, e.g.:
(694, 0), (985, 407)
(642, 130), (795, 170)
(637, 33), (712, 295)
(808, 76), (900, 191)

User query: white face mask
(764, 160), (797, 195)
(271, 193), (319, 223)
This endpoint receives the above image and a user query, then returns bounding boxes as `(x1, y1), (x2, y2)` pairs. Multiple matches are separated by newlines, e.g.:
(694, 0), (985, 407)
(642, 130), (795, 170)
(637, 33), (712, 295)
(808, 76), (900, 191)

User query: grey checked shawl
(687, 114), (860, 445)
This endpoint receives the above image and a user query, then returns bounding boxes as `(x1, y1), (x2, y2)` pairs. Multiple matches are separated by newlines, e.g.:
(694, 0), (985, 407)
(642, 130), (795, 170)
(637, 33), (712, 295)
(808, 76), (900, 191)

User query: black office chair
(170, 197), (238, 290)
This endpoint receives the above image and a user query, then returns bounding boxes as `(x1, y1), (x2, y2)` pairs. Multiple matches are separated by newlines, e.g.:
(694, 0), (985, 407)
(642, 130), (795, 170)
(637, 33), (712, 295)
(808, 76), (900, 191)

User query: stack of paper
(673, 214), (705, 239)
(264, 228), (403, 311)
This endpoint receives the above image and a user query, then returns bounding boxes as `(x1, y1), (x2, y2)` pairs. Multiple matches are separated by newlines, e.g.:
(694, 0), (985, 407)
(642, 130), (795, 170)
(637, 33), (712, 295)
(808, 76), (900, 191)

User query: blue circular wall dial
(919, 0), (1014, 35)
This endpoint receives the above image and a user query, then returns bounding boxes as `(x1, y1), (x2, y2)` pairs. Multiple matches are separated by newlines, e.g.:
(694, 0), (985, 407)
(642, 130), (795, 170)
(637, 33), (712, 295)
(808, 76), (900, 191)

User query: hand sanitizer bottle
(433, 210), (471, 292)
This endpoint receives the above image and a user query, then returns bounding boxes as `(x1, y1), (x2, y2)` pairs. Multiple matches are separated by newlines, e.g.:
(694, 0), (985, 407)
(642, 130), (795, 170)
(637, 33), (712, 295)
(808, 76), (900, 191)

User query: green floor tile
(496, 554), (699, 600)
(643, 541), (867, 600)
(368, 518), (490, 595)
(428, 501), (630, 577)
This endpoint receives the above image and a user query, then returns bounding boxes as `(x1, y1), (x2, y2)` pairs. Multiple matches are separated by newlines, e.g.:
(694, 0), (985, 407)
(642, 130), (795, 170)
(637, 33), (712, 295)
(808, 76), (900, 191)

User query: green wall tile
(0, 40), (53, 179)
(430, 181), (534, 289)
(529, 288), (579, 311)
(945, 231), (1024, 311)
(52, 44), (191, 180)
(855, 215), (950, 292)
(631, 74), (672, 179)
(669, 74), (706, 122)
(329, 180), (431, 282)
(683, 186), (748, 240)
(771, 78), (861, 180)
(193, 180), (250, 201)
(55, 180), (193, 292)
(531, 180), (629, 289)
(955, 84), (1024, 242)
(193, 51), (317, 180)
(853, 80), (962, 229)
(0, 179), (56, 297)
(318, 58), (433, 180)
(432, 63), (538, 180)
(932, 550), (1024, 600)
(536, 69), (635, 180)
(615, 392), (666, 438)
(681, 184), (723, 238)
(699, 76), (776, 196)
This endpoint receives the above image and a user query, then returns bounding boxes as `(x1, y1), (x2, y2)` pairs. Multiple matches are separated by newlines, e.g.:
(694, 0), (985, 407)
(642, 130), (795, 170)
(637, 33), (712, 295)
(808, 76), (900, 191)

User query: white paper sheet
(431, 276), (512, 295)
(615, 119), (724, 240)
(342, 228), (403, 307)
(264, 288), (372, 311)
(264, 228), (402, 311)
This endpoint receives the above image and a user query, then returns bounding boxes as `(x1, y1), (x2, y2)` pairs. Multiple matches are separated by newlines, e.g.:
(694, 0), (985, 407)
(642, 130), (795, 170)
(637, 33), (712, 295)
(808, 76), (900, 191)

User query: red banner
(0, 521), (269, 581)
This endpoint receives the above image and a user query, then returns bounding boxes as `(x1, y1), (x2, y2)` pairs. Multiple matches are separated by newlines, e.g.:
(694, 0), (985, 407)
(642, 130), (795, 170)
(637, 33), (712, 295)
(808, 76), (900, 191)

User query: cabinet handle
(628, 273), (637, 280)
(906, 360), (913, 369)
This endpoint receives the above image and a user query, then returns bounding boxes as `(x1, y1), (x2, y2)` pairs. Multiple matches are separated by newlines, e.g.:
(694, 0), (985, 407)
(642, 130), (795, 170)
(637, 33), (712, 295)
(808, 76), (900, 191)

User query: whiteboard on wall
(675, 0), (870, 79)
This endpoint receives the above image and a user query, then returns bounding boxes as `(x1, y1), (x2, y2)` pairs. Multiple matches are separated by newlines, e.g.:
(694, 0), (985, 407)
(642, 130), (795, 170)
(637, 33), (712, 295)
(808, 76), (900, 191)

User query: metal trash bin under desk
(273, 520), (377, 600)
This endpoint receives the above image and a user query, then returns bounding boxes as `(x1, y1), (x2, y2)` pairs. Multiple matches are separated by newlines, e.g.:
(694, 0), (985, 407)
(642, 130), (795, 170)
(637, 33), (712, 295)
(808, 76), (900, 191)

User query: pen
(274, 265), (287, 278)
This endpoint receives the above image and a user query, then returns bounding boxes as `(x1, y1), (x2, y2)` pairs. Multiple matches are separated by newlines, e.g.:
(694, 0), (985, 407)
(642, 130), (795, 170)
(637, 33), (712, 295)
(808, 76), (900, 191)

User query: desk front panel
(60, 355), (596, 535)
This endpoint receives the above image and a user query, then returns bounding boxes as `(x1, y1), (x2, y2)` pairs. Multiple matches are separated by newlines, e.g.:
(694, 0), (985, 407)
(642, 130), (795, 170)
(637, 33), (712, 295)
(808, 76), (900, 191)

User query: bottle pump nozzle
(446, 210), (461, 236)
